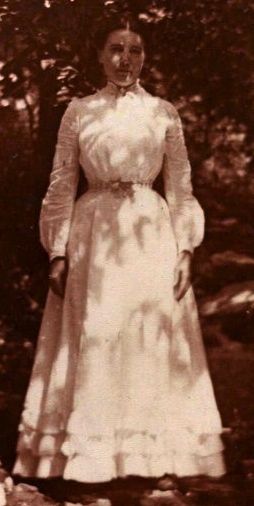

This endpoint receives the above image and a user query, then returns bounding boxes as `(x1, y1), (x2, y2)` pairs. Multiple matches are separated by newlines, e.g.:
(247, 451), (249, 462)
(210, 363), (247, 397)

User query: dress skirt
(13, 185), (225, 482)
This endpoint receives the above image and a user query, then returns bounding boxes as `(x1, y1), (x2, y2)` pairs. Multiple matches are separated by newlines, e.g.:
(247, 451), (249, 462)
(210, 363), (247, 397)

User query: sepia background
(0, 0), (253, 502)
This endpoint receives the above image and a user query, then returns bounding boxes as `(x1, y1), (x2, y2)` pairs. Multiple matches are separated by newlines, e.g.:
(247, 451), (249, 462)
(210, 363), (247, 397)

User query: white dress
(13, 81), (225, 482)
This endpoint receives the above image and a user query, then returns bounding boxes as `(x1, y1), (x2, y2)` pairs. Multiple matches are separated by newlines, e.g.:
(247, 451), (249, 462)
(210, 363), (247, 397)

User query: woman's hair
(85, 14), (150, 89)
(93, 14), (148, 51)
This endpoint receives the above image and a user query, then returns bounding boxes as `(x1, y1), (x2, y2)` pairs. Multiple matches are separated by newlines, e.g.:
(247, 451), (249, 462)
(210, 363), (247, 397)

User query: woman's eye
(110, 46), (142, 55)
(130, 48), (142, 55)
(111, 46), (123, 53)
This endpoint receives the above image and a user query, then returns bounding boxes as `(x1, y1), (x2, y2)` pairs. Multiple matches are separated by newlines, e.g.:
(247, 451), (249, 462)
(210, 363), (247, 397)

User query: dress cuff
(49, 249), (66, 262)
(177, 238), (194, 255)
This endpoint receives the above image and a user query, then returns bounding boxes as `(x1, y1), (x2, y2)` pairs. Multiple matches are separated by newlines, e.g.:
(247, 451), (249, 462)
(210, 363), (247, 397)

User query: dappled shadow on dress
(14, 184), (223, 480)
(14, 91), (223, 479)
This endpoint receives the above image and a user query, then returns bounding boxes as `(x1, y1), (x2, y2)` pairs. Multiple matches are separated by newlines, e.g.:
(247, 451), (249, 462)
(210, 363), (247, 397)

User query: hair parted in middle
(92, 13), (149, 51)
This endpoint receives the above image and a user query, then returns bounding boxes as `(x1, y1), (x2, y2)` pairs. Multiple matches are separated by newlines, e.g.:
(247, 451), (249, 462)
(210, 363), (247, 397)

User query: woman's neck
(105, 79), (140, 96)
(108, 79), (139, 90)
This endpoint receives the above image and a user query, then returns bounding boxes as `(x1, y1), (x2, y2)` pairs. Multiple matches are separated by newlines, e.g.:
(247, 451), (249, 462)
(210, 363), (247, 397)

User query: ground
(1, 471), (254, 505)
(1, 341), (254, 505)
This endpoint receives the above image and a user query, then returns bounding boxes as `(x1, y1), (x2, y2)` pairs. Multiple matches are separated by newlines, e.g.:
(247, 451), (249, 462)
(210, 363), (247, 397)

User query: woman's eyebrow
(110, 43), (124, 48)
(109, 43), (142, 49)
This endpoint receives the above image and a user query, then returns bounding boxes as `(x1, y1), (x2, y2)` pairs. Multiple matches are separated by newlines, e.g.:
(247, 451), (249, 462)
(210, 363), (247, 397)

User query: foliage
(0, 0), (253, 342)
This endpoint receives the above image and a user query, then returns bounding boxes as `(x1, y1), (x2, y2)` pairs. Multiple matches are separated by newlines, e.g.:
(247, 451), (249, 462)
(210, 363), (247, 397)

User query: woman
(13, 18), (225, 484)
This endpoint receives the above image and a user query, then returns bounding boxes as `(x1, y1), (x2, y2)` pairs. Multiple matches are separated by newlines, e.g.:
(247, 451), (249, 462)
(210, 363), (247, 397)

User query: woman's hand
(174, 250), (192, 301)
(49, 257), (68, 298)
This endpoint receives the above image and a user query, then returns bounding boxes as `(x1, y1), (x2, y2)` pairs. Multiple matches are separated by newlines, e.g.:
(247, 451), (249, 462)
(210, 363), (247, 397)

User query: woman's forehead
(106, 29), (143, 47)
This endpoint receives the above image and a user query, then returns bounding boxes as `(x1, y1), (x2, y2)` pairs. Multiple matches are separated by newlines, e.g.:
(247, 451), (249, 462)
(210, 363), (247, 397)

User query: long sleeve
(40, 99), (80, 261)
(163, 102), (205, 253)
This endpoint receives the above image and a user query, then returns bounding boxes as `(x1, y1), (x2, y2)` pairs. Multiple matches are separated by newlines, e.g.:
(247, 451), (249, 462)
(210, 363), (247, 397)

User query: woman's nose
(121, 50), (130, 65)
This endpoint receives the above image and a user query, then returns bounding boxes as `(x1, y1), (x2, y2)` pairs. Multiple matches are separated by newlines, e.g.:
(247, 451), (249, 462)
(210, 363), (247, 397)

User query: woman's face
(98, 29), (145, 87)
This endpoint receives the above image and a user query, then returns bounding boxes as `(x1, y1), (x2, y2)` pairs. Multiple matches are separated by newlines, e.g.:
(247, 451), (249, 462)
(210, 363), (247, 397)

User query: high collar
(102, 79), (143, 98)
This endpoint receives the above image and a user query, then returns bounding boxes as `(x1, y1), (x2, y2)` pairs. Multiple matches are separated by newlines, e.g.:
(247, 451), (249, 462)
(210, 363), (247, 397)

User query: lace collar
(102, 79), (143, 97)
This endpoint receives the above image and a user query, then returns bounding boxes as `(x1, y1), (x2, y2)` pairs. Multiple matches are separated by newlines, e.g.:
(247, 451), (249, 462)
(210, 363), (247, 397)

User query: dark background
(0, 0), (253, 474)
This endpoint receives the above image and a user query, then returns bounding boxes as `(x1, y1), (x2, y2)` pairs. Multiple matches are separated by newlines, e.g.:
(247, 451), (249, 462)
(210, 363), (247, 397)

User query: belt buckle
(110, 180), (133, 198)
(111, 180), (121, 192)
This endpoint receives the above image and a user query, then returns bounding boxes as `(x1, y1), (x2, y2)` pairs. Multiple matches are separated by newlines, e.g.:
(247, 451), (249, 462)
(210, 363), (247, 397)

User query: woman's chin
(112, 75), (135, 87)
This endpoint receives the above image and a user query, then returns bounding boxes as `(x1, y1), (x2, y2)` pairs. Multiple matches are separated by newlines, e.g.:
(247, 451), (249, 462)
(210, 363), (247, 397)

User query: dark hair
(85, 14), (150, 89)
(93, 14), (148, 51)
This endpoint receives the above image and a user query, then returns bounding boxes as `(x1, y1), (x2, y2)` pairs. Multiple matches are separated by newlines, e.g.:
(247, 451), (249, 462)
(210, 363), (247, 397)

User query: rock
(141, 489), (188, 505)
(200, 281), (254, 316)
(187, 478), (237, 503)
(4, 477), (14, 494)
(6, 483), (57, 506)
(156, 476), (177, 491)
(64, 499), (111, 506)
(0, 470), (8, 484)
(66, 494), (97, 505)
(0, 485), (6, 506)
(210, 250), (254, 268)
(15, 484), (38, 493)
(64, 503), (83, 506)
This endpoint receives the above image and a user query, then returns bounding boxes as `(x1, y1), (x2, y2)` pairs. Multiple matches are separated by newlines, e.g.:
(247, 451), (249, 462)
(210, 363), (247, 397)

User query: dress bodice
(76, 82), (169, 186)
(40, 81), (205, 260)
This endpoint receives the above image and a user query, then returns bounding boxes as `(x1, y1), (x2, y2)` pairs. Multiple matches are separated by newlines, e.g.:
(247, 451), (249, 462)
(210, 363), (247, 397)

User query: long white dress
(13, 81), (225, 482)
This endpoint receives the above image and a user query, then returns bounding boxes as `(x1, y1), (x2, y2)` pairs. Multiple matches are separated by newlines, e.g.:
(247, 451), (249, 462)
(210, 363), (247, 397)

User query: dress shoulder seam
(159, 98), (179, 120)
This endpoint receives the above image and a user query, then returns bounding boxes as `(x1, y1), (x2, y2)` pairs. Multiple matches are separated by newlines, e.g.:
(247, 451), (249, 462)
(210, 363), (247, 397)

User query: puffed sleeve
(39, 98), (80, 261)
(163, 102), (205, 253)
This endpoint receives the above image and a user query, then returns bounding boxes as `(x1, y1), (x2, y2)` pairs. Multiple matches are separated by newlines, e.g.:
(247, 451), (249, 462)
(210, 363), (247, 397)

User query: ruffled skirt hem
(13, 425), (226, 482)
(13, 449), (226, 482)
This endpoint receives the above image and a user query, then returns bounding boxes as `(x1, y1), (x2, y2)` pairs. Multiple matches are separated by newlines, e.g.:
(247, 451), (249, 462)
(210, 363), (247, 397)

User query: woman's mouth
(117, 69), (130, 76)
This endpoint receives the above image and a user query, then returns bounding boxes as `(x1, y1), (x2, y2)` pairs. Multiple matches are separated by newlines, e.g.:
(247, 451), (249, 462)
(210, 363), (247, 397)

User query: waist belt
(88, 180), (153, 195)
